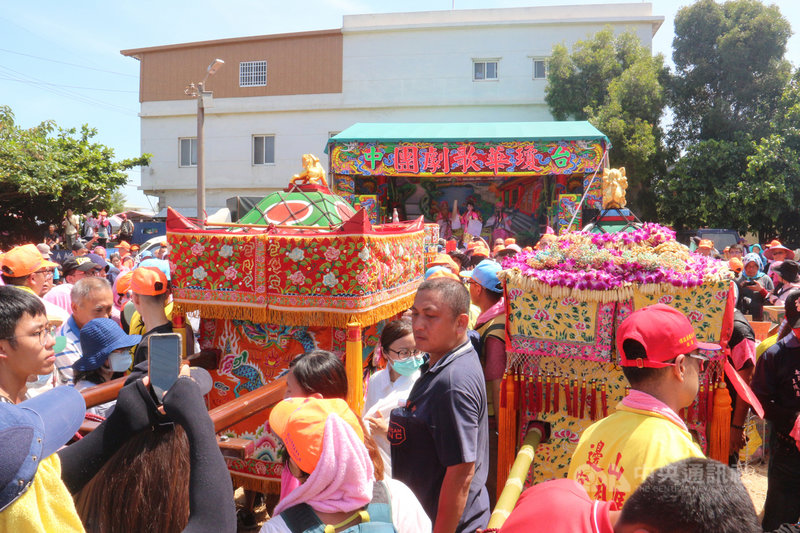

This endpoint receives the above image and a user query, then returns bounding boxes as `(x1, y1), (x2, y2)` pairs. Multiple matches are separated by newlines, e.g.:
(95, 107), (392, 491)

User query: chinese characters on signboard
(330, 140), (605, 178)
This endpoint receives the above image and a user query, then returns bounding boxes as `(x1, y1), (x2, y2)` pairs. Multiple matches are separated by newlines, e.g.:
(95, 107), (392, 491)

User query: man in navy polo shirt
(389, 278), (490, 533)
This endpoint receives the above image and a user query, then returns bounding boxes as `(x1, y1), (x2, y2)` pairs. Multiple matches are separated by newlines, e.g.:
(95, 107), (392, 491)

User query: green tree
(656, 76), (800, 245)
(546, 28), (668, 219)
(744, 77), (800, 244)
(670, 0), (792, 145)
(0, 106), (150, 247)
(657, 0), (797, 243)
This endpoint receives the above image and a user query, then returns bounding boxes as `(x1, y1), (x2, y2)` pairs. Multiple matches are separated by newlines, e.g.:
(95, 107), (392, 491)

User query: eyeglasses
(687, 353), (708, 373)
(34, 269), (54, 278)
(387, 348), (420, 360)
(667, 353), (707, 372)
(4, 325), (58, 347)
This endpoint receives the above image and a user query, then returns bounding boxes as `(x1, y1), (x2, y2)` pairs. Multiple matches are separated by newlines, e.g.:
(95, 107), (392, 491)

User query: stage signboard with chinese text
(330, 140), (604, 179)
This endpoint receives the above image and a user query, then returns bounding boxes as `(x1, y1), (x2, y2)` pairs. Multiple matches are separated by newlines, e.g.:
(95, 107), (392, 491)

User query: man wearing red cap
(568, 304), (719, 506)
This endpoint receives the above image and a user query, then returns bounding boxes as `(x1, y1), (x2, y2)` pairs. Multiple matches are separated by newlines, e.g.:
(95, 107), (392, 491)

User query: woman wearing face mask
(362, 318), (424, 478)
(72, 317), (140, 418)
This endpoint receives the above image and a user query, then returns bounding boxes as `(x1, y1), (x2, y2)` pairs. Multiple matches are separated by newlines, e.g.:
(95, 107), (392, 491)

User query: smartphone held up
(148, 333), (182, 401)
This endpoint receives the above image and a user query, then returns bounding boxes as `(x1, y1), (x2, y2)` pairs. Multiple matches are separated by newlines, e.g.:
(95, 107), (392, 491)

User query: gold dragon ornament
(602, 167), (628, 209)
(290, 154), (329, 188)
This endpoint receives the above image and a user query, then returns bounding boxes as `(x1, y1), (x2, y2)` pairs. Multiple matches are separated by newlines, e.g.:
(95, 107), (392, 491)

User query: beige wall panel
(134, 31), (342, 102)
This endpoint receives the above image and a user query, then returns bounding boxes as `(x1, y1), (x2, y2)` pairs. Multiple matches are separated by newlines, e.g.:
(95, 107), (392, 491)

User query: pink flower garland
(502, 224), (729, 291)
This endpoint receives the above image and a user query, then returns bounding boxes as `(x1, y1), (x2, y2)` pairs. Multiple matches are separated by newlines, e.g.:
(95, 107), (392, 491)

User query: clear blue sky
(2, 0), (799, 211)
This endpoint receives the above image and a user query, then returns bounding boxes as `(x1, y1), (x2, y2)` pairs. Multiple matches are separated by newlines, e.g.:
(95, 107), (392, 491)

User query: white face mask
(108, 349), (132, 372)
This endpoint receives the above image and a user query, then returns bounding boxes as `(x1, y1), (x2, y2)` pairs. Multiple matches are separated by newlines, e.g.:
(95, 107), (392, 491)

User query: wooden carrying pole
(78, 376), (288, 435)
(210, 377), (287, 433)
(486, 426), (544, 530)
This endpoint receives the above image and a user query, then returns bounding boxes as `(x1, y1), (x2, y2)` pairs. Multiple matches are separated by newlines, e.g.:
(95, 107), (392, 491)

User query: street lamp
(185, 58), (224, 227)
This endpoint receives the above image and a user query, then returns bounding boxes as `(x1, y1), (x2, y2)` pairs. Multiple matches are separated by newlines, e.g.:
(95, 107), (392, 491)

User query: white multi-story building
(122, 3), (663, 215)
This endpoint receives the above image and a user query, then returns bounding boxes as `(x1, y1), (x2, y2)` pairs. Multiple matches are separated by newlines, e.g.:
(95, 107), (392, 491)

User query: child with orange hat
(130, 267), (173, 366)
(264, 397), (430, 533)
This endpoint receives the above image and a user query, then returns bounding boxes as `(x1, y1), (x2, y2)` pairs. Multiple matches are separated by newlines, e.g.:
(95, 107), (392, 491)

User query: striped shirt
(55, 316), (82, 386)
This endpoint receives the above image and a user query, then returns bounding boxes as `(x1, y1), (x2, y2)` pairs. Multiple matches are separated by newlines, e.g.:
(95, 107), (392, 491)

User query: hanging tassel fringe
(345, 321), (364, 415)
(707, 382), (732, 462)
(497, 372), (517, 502)
(174, 293), (416, 329)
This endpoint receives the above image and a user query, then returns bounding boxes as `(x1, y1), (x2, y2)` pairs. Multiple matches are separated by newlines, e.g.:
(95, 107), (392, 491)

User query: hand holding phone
(148, 333), (182, 402)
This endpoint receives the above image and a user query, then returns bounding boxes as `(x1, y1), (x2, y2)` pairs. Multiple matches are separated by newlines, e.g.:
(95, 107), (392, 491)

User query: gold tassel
(345, 321), (364, 415)
(175, 293), (416, 329)
(497, 372), (517, 501)
(707, 382), (732, 462)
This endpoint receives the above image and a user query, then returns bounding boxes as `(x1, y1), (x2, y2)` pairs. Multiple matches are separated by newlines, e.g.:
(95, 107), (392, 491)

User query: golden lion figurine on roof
(602, 167), (628, 209)
(291, 154), (329, 188)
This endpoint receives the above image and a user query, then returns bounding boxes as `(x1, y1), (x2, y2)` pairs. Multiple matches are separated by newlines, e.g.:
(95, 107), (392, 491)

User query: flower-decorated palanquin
(496, 222), (736, 487)
(166, 165), (427, 490)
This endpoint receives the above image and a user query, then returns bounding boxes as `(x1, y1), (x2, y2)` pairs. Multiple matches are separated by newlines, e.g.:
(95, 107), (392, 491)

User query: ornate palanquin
(166, 185), (426, 489)
(497, 225), (736, 486)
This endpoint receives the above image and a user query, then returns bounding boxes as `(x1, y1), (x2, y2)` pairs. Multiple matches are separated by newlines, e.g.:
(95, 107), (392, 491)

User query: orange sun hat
(269, 397), (363, 474)
(130, 266), (168, 296)
(1, 244), (59, 277)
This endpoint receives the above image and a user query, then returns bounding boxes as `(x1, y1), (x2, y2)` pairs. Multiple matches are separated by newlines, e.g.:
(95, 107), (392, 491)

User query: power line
(0, 76), (137, 93)
(0, 47), (138, 78)
(0, 65), (137, 116)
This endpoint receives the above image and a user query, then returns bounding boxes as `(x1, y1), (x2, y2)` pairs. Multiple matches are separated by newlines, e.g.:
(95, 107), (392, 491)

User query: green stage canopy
(326, 121), (610, 151)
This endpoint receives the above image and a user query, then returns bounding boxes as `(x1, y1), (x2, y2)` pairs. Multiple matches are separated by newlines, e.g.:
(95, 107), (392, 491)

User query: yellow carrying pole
(345, 321), (364, 415)
(486, 427), (544, 530)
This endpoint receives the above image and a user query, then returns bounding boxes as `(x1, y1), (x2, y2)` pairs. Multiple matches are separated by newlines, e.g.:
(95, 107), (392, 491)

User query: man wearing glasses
(568, 304), (719, 506)
(0, 244), (68, 325)
(0, 287), (59, 404)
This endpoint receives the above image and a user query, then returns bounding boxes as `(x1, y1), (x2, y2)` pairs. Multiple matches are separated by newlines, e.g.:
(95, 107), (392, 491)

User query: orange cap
(130, 244), (140, 251)
(466, 241), (480, 251)
(767, 240), (782, 248)
(472, 245), (490, 258)
(504, 238), (516, 246)
(117, 241), (131, 249)
(1, 244), (59, 277)
(729, 257), (743, 273)
(99, 210), (107, 216)
(492, 244), (505, 255)
(269, 397), (363, 474)
(116, 271), (134, 294)
(131, 266), (168, 296)
(427, 253), (459, 274)
(697, 239), (714, 250)
(427, 268), (460, 281)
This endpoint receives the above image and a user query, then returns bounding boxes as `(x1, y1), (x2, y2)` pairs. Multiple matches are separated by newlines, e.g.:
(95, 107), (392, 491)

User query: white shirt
(362, 368), (420, 478)
(259, 478), (431, 533)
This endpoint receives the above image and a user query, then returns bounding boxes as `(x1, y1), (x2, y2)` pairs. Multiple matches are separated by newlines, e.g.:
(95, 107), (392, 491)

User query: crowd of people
(2, 221), (800, 533)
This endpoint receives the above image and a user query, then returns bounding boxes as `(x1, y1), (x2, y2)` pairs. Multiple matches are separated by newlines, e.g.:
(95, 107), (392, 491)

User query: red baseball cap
(617, 304), (720, 368)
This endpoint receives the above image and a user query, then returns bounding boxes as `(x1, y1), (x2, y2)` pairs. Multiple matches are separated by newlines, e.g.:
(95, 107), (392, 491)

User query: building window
(473, 60), (498, 81)
(240, 60), (267, 87)
(532, 58), (548, 80)
(179, 138), (197, 167)
(253, 135), (275, 165)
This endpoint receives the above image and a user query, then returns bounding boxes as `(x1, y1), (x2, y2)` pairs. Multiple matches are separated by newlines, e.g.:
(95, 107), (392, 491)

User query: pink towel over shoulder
(273, 413), (375, 516)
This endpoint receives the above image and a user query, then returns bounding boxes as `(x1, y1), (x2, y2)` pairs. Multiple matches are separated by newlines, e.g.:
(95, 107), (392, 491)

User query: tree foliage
(546, 29), (668, 219)
(670, 0), (792, 145)
(657, 0), (798, 244)
(0, 106), (150, 247)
